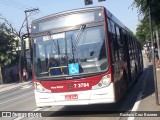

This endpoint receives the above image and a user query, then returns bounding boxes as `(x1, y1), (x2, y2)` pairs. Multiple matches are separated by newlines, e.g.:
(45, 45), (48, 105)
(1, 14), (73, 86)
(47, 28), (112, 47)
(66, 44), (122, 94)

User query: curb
(0, 85), (22, 94)
(0, 82), (18, 89)
(0, 81), (33, 94)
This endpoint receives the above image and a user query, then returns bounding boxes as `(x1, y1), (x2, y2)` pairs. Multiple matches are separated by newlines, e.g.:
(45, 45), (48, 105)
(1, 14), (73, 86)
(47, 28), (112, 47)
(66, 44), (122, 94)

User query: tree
(0, 15), (25, 39)
(0, 23), (19, 83)
(0, 23), (18, 66)
(0, 15), (29, 83)
(132, 0), (160, 46)
(0, 10), (39, 83)
(133, 0), (160, 26)
(136, 16), (151, 46)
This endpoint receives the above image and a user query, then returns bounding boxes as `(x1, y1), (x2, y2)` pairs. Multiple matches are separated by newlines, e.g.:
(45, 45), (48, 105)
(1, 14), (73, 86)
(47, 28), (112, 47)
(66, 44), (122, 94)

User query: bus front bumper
(34, 83), (116, 107)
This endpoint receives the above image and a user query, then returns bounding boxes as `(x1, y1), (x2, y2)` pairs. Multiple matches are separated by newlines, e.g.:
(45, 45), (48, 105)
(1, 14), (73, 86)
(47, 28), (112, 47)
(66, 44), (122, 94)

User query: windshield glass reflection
(34, 26), (108, 78)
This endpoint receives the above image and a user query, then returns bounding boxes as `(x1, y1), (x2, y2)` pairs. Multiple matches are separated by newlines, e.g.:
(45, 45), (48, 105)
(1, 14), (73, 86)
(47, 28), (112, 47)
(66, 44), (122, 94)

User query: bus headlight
(101, 75), (111, 86)
(34, 82), (51, 93)
(92, 74), (111, 90)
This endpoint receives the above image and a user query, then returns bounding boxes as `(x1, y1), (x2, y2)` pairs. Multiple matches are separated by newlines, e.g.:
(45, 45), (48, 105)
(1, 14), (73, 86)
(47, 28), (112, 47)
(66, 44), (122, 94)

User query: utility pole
(148, 0), (160, 105)
(156, 30), (160, 61)
(24, 8), (39, 37)
(24, 8), (39, 49)
(23, 8), (39, 75)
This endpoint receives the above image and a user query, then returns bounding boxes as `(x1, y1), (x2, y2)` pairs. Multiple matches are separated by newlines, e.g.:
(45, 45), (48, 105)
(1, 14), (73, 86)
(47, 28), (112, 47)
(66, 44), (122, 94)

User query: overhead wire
(0, 0), (48, 27)
(0, 0), (34, 10)
(6, 0), (34, 9)
(0, 0), (49, 18)
(0, 0), (25, 10)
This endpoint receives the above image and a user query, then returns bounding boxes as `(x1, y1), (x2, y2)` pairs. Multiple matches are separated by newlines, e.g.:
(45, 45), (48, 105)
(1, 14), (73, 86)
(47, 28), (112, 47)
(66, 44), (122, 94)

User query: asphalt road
(0, 55), (150, 120)
(0, 84), (35, 111)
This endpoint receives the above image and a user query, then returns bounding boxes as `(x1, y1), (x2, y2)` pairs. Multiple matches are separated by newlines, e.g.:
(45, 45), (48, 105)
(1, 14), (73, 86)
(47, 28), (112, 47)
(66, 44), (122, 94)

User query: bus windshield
(34, 25), (108, 79)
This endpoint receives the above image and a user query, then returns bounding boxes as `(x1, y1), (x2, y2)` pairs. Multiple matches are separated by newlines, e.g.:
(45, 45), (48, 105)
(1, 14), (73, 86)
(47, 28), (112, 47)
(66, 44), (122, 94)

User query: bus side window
(113, 25), (119, 61)
(107, 18), (115, 62)
(121, 30), (128, 60)
(132, 38), (135, 59)
(133, 38), (137, 59)
(120, 29), (124, 45)
(107, 18), (118, 62)
(119, 29), (126, 61)
(130, 37), (134, 60)
(116, 26), (122, 45)
(107, 18), (112, 32)
(115, 25), (124, 61)
(128, 36), (132, 60)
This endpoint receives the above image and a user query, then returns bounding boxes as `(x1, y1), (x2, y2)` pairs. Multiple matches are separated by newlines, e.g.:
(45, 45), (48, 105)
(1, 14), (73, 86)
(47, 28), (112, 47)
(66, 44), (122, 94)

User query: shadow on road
(49, 103), (124, 117)
(141, 65), (155, 100)
(46, 64), (156, 117)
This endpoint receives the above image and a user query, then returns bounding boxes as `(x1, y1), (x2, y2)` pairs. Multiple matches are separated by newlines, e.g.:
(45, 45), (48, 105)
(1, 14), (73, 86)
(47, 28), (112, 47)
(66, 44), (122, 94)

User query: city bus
(31, 6), (143, 107)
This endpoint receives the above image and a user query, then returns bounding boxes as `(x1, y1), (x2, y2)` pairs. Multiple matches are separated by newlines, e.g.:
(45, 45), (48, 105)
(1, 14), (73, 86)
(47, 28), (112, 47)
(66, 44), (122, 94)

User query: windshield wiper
(69, 24), (86, 63)
(46, 31), (59, 54)
(73, 24), (86, 51)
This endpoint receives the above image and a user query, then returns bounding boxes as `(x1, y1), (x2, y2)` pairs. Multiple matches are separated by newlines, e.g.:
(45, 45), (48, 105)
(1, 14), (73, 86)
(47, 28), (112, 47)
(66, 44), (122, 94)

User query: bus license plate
(65, 94), (78, 100)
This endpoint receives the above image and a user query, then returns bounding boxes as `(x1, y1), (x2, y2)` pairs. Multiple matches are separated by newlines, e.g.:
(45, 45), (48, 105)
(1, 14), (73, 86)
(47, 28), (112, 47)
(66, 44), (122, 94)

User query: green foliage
(133, 0), (160, 26)
(133, 0), (160, 46)
(136, 17), (151, 46)
(0, 23), (19, 66)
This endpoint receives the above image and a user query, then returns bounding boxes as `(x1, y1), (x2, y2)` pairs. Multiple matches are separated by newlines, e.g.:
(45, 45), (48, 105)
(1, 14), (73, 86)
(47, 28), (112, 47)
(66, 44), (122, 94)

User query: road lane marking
(33, 107), (43, 111)
(14, 116), (24, 120)
(0, 91), (33, 105)
(127, 92), (142, 120)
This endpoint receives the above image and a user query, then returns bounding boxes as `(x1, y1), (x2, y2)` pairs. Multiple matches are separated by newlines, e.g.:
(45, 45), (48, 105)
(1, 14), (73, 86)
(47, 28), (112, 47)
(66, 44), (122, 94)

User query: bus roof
(32, 6), (103, 23)
(32, 6), (134, 35)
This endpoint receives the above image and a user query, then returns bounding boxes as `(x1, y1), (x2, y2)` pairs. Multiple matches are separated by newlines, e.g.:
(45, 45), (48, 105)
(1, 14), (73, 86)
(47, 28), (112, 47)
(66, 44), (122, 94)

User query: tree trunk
(0, 65), (3, 84)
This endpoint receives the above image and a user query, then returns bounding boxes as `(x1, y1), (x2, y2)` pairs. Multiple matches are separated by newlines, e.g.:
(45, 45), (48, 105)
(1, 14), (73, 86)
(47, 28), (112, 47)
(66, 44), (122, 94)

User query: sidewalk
(134, 62), (160, 120)
(0, 79), (33, 93)
(156, 69), (160, 103)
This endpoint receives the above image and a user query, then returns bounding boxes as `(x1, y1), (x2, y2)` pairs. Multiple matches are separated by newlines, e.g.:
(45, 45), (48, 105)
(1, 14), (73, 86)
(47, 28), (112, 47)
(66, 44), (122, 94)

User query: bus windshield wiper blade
(73, 24), (86, 51)
(46, 31), (59, 54)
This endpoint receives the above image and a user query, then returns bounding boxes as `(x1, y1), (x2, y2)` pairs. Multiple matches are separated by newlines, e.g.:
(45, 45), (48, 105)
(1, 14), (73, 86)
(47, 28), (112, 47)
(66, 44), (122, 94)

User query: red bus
(31, 6), (143, 107)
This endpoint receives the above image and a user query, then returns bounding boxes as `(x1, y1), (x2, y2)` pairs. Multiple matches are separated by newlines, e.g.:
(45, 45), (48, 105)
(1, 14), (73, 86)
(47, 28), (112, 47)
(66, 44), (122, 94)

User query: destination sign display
(31, 11), (103, 33)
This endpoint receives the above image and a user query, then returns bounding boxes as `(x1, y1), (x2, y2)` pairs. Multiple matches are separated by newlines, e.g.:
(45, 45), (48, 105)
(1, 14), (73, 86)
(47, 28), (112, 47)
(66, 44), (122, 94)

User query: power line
(0, 0), (25, 10)
(0, 0), (49, 18)
(0, 0), (34, 10)
(1, 0), (26, 9)
(1, 0), (32, 9)
(7, 0), (34, 9)
(0, 0), (27, 10)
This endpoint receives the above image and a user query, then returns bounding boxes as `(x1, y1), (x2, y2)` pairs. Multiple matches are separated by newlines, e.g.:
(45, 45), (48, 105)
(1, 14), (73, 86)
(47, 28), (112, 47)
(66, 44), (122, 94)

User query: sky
(0, 0), (139, 34)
